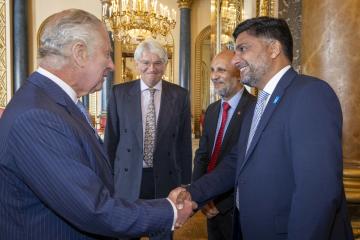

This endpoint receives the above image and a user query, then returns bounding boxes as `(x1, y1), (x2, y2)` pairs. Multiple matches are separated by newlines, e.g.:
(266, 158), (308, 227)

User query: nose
(210, 71), (219, 81)
(231, 54), (240, 66)
(147, 63), (157, 72)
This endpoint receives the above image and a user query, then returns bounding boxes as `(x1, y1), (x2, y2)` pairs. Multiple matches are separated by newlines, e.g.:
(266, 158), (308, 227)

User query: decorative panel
(0, 0), (7, 107)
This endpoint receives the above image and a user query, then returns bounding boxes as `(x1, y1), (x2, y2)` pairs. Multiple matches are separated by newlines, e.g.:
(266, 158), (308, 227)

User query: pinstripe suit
(0, 72), (173, 239)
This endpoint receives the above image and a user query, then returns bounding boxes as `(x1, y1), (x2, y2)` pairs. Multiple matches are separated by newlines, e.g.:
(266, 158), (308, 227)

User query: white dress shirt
(37, 67), (78, 103)
(262, 65), (291, 106)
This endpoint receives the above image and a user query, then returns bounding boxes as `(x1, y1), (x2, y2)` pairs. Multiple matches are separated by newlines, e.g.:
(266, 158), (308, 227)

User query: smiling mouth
(239, 65), (248, 73)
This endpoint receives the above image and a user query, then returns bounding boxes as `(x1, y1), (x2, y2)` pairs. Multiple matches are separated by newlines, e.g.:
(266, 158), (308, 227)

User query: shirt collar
(140, 79), (162, 92)
(263, 65), (291, 95)
(221, 87), (244, 109)
(37, 67), (78, 103)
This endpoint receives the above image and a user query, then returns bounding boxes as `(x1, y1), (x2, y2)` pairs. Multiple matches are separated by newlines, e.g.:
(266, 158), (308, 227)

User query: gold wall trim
(177, 0), (193, 9)
(193, 25), (211, 137)
(256, 0), (276, 17)
(0, 0), (7, 107)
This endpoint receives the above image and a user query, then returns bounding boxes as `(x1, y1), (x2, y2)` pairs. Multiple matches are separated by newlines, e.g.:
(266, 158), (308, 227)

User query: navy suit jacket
(104, 80), (192, 201)
(192, 89), (255, 214)
(0, 72), (173, 239)
(189, 68), (354, 240)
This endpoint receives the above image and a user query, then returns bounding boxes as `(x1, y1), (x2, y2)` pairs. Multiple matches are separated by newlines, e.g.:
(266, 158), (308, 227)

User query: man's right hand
(168, 187), (197, 228)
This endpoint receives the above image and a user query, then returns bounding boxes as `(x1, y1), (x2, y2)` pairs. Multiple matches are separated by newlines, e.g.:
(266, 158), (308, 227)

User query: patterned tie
(246, 90), (269, 153)
(207, 102), (231, 172)
(143, 88), (156, 167)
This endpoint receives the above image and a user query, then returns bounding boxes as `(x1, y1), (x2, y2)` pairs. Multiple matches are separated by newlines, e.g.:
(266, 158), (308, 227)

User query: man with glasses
(105, 39), (192, 240)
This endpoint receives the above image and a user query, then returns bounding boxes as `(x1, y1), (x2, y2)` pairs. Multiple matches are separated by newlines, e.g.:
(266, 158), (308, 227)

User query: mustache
(235, 61), (249, 70)
(211, 79), (225, 84)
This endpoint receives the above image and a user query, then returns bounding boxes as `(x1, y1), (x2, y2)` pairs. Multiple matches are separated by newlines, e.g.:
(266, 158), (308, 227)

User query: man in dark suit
(104, 39), (192, 239)
(0, 9), (194, 240)
(178, 17), (353, 239)
(192, 50), (255, 240)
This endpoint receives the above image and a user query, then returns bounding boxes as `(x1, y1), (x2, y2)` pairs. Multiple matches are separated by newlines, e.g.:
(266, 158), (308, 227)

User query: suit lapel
(221, 89), (250, 150)
(29, 72), (111, 168)
(126, 80), (143, 148)
(207, 101), (221, 151)
(239, 68), (298, 172)
(156, 81), (176, 146)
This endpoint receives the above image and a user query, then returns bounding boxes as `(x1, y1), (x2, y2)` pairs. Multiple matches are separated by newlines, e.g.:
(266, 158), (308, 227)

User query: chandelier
(100, 0), (176, 45)
(220, 0), (237, 40)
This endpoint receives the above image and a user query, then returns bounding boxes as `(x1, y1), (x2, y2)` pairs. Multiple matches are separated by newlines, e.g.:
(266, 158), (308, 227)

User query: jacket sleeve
(9, 109), (173, 238)
(192, 108), (211, 181)
(189, 140), (238, 206)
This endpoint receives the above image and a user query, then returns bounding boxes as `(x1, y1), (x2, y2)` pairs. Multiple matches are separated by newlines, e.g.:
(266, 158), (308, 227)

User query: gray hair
(38, 9), (104, 68)
(134, 39), (168, 64)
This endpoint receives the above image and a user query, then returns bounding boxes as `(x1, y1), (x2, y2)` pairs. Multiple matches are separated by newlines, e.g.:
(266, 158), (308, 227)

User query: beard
(215, 86), (229, 98)
(240, 57), (269, 88)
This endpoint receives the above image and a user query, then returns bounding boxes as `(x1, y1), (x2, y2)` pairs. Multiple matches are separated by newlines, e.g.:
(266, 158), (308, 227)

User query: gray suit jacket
(105, 80), (192, 201)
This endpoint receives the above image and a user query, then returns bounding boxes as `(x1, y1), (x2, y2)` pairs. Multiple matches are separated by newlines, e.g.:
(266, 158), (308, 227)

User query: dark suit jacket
(188, 68), (354, 240)
(192, 89), (255, 214)
(104, 80), (192, 201)
(0, 72), (173, 240)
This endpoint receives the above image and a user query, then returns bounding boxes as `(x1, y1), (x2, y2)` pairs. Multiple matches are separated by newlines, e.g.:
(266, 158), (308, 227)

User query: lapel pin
(273, 96), (281, 104)
(237, 111), (241, 115)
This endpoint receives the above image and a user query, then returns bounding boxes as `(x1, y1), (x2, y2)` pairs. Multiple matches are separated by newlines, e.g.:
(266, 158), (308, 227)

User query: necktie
(207, 102), (231, 172)
(246, 90), (269, 153)
(76, 101), (101, 141)
(143, 88), (156, 167)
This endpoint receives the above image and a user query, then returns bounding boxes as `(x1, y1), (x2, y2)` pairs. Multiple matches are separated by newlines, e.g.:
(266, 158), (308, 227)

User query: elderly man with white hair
(105, 38), (192, 240)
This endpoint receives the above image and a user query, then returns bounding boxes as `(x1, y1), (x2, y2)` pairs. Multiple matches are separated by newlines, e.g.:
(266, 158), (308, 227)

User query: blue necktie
(76, 101), (102, 142)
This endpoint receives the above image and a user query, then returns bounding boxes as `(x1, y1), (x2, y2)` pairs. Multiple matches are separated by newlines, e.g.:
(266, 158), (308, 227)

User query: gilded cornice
(177, 0), (193, 9)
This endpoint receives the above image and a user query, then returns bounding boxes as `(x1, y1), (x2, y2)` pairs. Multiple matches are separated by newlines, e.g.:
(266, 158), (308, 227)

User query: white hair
(134, 39), (168, 64)
(38, 9), (104, 68)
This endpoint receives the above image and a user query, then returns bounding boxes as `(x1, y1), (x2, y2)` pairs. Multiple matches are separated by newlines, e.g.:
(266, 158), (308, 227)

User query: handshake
(167, 187), (198, 229)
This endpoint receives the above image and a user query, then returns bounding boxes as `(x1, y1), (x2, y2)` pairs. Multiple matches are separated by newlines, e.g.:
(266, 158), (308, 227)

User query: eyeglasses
(138, 60), (165, 68)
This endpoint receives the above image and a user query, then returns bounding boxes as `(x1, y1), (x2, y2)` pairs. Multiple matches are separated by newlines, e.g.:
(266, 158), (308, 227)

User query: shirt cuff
(166, 198), (177, 230)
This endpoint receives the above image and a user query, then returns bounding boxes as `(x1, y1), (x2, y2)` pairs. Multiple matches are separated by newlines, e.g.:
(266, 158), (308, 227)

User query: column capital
(177, 0), (193, 9)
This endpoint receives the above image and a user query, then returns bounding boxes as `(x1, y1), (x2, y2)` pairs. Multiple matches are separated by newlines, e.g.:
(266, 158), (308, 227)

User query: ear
(71, 41), (88, 68)
(269, 40), (281, 59)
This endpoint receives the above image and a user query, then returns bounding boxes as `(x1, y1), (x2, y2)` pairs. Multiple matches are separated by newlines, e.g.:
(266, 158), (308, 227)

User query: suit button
(169, 171), (172, 175)
(172, 133), (175, 138)
(124, 168), (128, 172)
(127, 149), (131, 152)
(168, 152), (171, 156)
(124, 129), (127, 133)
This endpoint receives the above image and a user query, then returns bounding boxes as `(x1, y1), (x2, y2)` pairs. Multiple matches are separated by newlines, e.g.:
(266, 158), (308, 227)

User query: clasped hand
(168, 187), (198, 229)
